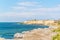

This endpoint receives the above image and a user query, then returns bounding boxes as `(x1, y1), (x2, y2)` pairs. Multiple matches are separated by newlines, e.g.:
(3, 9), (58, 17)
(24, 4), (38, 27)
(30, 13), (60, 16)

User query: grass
(52, 20), (60, 40)
(53, 33), (60, 40)
(52, 28), (60, 40)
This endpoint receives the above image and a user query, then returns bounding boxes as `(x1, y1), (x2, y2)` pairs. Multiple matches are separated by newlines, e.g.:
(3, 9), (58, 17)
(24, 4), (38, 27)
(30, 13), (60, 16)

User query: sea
(0, 22), (49, 40)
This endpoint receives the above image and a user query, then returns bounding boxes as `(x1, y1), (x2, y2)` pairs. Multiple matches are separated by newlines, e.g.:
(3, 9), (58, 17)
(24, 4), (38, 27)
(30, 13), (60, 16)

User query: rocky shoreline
(14, 26), (57, 40)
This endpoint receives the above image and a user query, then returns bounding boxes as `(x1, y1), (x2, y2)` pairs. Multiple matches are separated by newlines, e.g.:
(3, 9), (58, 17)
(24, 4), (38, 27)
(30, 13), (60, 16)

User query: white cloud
(0, 12), (36, 17)
(0, 11), (60, 18)
(0, 10), (60, 22)
(12, 1), (42, 10)
(0, 12), (35, 22)
(11, 2), (60, 21)
(57, 4), (60, 7)
(18, 2), (40, 6)
(12, 1), (60, 12)
(1, 1), (60, 22)
(12, 6), (26, 10)
(32, 7), (60, 12)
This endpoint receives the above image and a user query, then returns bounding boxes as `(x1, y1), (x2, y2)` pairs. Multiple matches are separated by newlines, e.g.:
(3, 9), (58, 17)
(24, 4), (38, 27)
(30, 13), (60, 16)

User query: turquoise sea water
(0, 22), (49, 39)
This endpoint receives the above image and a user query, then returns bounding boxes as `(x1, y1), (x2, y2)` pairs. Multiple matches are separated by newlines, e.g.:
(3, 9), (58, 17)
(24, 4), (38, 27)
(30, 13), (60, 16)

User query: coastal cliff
(14, 28), (57, 40)
(14, 20), (60, 40)
(22, 20), (58, 26)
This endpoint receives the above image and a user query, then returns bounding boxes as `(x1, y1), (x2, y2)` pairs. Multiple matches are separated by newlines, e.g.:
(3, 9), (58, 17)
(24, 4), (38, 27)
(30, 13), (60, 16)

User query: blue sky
(0, 0), (60, 22)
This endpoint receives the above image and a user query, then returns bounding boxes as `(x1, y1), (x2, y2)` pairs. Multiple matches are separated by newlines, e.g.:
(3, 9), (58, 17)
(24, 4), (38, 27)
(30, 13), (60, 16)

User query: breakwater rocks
(14, 27), (57, 40)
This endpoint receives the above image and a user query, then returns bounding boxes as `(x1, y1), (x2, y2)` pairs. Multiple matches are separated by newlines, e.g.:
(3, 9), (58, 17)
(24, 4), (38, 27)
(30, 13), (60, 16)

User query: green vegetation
(52, 28), (60, 40)
(53, 20), (60, 40)
(57, 20), (60, 25)
(53, 33), (60, 40)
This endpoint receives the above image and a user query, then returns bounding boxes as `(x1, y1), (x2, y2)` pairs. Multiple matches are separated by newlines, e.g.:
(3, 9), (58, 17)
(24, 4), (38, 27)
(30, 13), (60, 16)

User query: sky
(0, 0), (60, 22)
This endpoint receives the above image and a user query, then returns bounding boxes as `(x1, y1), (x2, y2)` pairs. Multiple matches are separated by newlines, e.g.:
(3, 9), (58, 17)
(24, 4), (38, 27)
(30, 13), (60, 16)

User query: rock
(14, 33), (24, 40)
(14, 28), (57, 40)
